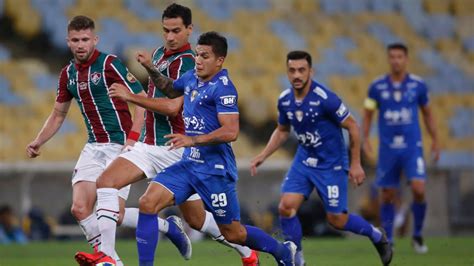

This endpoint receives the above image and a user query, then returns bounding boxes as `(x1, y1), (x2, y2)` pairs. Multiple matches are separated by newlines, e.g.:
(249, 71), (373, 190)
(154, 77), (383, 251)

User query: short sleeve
(55, 66), (73, 103)
(364, 83), (378, 110)
(418, 82), (429, 106)
(108, 58), (143, 94)
(214, 83), (239, 114)
(277, 101), (290, 125)
(323, 90), (350, 124)
(173, 69), (194, 92)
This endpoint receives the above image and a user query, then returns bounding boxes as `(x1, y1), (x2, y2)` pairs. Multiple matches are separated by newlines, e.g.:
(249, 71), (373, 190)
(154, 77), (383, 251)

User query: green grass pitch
(0, 237), (472, 265)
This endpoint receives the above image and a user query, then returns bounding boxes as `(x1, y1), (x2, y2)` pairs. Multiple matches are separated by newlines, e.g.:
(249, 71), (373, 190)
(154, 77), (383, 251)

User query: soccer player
(362, 43), (439, 253)
(26, 15), (146, 264)
(250, 51), (393, 266)
(132, 31), (297, 266)
(75, 4), (258, 266)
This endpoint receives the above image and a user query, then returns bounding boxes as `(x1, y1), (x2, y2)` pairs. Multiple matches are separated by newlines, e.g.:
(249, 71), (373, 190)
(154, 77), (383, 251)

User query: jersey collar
(164, 43), (191, 57)
(74, 49), (100, 71)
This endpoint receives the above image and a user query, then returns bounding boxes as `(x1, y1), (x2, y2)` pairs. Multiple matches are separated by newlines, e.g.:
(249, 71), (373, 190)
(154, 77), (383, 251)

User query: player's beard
(292, 78), (308, 90)
(74, 49), (93, 63)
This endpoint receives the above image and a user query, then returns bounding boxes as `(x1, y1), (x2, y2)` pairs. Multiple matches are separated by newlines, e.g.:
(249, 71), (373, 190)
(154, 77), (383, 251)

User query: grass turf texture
(0, 237), (472, 265)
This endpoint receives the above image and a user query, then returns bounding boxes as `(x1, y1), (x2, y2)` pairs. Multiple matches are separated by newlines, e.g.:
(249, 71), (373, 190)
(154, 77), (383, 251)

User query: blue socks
(412, 202), (427, 237)
(244, 225), (290, 261)
(380, 203), (395, 242)
(136, 212), (159, 266)
(343, 213), (382, 243)
(280, 215), (303, 251)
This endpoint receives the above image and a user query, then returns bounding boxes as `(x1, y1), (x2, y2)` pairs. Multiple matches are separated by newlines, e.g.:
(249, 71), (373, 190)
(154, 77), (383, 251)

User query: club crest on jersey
(220, 95), (236, 106)
(190, 90), (198, 102)
(394, 91), (402, 102)
(90, 72), (101, 85)
(79, 81), (88, 90)
(157, 60), (170, 72)
(126, 72), (137, 83)
(295, 110), (304, 122)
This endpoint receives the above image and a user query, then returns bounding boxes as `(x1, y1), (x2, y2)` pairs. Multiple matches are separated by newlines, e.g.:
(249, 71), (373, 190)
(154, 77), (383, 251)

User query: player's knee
(326, 214), (346, 230)
(96, 174), (116, 189)
(278, 202), (296, 217)
(139, 194), (166, 214)
(221, 229), (246, 245)
(381, 189), (396, 204)
(71, 203), (92, 220)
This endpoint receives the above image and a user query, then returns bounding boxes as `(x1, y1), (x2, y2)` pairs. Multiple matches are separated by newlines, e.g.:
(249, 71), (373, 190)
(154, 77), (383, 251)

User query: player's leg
(377, 152), (402, 244)
(178, 197), (258, 265)
(137, 162), (194, 266)
(279, 165), (313, 266)
(94, 157), (144, 259)
(194, 173), (296, 265)
(72, 181), (100, 249)
(405, 151), (428, 253)
(315, 169), (392, 265)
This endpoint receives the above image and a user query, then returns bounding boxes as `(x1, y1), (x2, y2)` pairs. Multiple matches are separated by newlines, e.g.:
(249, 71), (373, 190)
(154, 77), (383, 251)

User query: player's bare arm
(250, 124), (291, 176)
(109, 83), (183, 117)
(361, 108), (376, 162)
(165, 113), (239, 150)
(26, 101), (71, 158)
(341, 115), (366, 186)
(136, 50), (182, 99)
(421, 104), (440, 162)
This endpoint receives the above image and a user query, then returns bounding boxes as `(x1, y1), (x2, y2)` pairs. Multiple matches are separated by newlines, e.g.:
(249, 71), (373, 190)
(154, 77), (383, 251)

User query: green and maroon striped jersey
(141, 43), (195, 146)
(56, 50), (144, 144)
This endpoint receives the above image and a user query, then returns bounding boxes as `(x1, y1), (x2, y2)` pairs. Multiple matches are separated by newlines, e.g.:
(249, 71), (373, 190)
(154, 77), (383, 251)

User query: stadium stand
(0, 0), (472, 167)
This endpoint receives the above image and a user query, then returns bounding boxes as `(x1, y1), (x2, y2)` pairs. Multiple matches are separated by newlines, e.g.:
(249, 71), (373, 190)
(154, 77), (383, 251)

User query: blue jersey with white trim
(278, 81), (350, 170)
(173, 69), (239, 179)
(367, 74), (429, 150)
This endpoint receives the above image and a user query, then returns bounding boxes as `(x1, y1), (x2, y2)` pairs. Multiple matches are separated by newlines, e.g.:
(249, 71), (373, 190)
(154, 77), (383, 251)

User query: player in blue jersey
(133, 31), (296, 266)
(362, 43), (439, 254)
(250, 51), (393, 266)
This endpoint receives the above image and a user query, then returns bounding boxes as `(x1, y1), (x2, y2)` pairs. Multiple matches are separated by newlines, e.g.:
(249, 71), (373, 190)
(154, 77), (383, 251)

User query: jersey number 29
(211, 193), (228, 207)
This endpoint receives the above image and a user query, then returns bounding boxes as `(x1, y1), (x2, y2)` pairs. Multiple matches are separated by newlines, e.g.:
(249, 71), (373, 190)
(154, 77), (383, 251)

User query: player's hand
(26, 140), (41, 158)
(250, 154), (266, 176)
(431, 141), (440, 163)
(136, 50), (153, 69)
(164, 134), (194, 150)
(108, 83), (131, 101)
(123, 139), (137, 152)
(349, 163), (366, 187)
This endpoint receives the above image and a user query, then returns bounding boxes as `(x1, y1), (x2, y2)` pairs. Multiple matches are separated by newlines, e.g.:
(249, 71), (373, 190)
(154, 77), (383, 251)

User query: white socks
(122, 207), (169, 233)
(200, 211), (252, 258)
(79, 213), (101, 251)
(96, 188), (120, 258)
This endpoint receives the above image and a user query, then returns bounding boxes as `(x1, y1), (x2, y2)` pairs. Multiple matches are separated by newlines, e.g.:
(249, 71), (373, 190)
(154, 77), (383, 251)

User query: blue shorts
(376, 147), (426, 188)
(282, 162), (348, 214)
(153, 160), (240, 224)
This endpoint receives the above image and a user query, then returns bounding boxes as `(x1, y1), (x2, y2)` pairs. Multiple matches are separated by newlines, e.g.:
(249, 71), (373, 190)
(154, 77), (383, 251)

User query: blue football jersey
(278, 81), (350, 170)
(367, 74), (429, 150)
(173, 69), (239, 179)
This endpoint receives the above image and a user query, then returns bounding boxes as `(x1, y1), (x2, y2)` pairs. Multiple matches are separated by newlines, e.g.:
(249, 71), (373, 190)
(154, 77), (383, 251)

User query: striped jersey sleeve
(56, 65), (73, 103)
(105, 57), (144, 94)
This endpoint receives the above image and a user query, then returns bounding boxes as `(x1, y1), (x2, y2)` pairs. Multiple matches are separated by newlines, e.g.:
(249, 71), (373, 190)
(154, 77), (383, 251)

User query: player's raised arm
(136, 50), (183, 99)
(250, 124), (290, 176)
(26, 101), (71, 158)
(341, 115), (366, 187)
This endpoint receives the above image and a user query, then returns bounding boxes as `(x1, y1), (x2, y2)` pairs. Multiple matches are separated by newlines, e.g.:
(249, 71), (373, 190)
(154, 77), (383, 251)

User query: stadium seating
(0, 0), (472, 164)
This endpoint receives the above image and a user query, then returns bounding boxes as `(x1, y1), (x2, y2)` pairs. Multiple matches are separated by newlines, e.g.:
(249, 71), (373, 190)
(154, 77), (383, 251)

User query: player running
(362, 43), (439, 254)
(75, 4), (258, 266)
(132, 31), (296, 266)
(250, 51), (393, 266)
(26, 15), (146, 265)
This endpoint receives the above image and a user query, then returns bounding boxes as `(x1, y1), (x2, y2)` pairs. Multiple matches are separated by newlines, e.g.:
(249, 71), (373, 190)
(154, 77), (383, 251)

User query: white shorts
(119, 142), (201, 201)
(72, 143), (131, 200)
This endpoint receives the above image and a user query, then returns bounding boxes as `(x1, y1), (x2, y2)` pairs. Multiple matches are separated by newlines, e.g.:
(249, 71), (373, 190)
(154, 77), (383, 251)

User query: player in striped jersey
(26, 16), (146, 265)
(75, 4), (258, 266)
